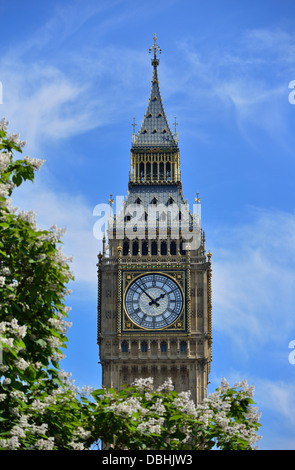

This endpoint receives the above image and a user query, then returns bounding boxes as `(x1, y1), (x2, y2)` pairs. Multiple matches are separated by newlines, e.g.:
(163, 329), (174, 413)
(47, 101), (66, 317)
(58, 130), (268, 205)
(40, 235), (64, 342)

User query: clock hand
(149, 292), (166, 305)
(136, 283), (160, 306)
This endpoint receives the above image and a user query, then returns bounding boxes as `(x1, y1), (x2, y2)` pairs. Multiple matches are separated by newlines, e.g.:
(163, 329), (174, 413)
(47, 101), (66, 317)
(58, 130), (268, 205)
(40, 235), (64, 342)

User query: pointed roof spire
(132, 34), (177, 149)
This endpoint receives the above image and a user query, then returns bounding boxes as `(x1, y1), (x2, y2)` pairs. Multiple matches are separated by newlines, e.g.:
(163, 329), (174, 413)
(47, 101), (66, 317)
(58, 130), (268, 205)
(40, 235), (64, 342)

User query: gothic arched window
(142, 240), (148, 256)
(132, 240), (139, 256)
(141, 342), (148, 353)
(146, 162), (151, 180)
(121, 341), (128, 353)
(161, 241), (167, 255)
(139, 162), (144, 181)
(180, 240), (186, 255)
(159, 162), (164, 180)
(123, 240), (129, 256)
(153, 162), (157, 180)
(166, 162), (171, 181)
(170, 240), (177, 255)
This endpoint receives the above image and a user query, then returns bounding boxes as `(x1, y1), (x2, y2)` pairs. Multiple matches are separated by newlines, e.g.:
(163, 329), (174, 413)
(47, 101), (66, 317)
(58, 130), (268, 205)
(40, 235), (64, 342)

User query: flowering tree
(0, 118), (92, 449)
(0, 119), (261, 450)
(90, 377), (261, 450)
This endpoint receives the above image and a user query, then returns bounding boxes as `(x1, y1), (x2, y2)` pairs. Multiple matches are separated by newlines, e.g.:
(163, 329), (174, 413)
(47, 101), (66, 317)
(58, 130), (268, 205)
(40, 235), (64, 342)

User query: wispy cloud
(210, 207), (295, 350)
(172, 28), (295, 148)
(12, 178), (100, 288)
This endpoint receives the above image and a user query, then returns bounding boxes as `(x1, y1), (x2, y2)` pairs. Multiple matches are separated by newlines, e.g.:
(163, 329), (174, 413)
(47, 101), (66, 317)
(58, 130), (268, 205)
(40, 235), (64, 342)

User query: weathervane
(149, 33), (162, 61)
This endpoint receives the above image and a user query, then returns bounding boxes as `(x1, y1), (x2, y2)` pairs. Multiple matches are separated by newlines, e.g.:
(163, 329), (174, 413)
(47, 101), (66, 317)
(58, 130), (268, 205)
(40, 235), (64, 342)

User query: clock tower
(97, 35), (212, 404)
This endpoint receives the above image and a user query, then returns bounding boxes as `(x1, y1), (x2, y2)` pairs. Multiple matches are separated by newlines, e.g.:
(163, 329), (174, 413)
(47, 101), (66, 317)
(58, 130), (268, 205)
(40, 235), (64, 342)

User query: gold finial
(149, 33), (162, 61)
(195, 192), (200, 203)
(108, 193), (114, 207)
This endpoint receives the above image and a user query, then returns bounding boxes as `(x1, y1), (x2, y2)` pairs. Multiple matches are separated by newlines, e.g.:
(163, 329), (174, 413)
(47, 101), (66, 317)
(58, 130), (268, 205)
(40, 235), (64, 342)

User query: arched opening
(153, 162), (158, 181)
(160, 241), (167, 255)
(132, 240), (139, 256)
(142, 240), (148, 256)
(146, 162), (151, 181)
(166, 162), (171, 181)
(180, 239), (186, 255)
(159, 162), (164, 180)
(139, 162), (144, 182)
(170, 240), (177, 255)
(123, 240), (129, 256)
(151, 241), (157, 255)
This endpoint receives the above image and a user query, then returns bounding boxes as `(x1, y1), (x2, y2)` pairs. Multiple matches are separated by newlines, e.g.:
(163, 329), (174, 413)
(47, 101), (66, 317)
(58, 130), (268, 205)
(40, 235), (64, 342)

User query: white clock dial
(124, 273), (183, 330)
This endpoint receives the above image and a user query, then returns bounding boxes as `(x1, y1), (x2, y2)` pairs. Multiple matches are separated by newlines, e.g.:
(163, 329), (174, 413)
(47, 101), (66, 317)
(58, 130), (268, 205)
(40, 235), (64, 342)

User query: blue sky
(1, 0), (295, 450)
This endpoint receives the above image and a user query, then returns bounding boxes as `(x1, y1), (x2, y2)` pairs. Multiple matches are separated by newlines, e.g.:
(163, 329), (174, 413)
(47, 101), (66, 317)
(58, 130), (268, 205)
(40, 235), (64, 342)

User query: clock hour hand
(149, 292), (166, 305)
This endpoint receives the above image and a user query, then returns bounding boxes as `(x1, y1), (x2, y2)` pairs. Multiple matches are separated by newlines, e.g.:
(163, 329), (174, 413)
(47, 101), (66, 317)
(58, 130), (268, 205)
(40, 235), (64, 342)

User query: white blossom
(10, 426), (26, 438)
(18, 210), (36, 227)
(0, 267), (10, 276)
(137, 417), (164, 435)
(35, 437), (55, 450)
(132, 377), (154, 391)
(0, 118), (9, 131)
(1, 337), (14, 347)
(6, 132), (26, 148)
(108, 396), (144, 417)
(70, 442), (87, 450)
(156, 377), (174, 392)
(47, 336), (63, 349)
(0, 436), (20, 449)
(14, 358), (29, 370)
(24, 156), (45, 170)
(73, 427), (92, 439)
(0, 152), (11, 173)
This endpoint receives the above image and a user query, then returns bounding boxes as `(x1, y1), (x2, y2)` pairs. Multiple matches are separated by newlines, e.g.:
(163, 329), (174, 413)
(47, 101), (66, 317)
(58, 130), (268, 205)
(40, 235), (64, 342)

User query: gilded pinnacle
(149, 33), (162, 62)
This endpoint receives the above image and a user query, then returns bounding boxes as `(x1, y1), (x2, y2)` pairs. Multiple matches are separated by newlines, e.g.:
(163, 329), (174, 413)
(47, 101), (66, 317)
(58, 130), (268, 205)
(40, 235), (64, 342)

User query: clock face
(124, 273), (183, 330)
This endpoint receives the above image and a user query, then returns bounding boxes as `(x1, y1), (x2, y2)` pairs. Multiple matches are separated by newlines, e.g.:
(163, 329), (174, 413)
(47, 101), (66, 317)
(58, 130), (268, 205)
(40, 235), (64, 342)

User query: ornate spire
(149, 33), (162, 66)
(132, 35), (177, 149)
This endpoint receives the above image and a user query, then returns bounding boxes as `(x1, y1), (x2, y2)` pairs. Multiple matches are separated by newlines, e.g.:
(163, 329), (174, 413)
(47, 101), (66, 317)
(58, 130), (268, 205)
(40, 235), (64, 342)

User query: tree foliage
(0, 119), (261, 450)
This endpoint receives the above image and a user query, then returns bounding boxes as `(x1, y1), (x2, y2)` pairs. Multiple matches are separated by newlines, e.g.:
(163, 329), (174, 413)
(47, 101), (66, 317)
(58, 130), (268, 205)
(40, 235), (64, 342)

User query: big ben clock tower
(97, 35), (212, 404)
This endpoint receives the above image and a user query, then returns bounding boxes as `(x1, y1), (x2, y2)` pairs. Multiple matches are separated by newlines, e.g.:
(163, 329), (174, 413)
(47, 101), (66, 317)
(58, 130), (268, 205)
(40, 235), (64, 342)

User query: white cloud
(12, 178), (100, 287)
(173, 28), (295, 148)
(210, 207), (295, 350)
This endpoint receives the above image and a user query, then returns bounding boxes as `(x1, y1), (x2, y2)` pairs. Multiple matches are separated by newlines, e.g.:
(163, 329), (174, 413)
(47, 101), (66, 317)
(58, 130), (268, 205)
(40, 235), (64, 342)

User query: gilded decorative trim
(207, 254), (213, 360)
(97, 253), (102, 344)
(117, 246), (122, 337)
(120, 268), (189, 335)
